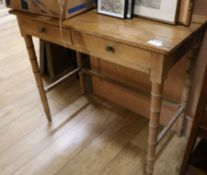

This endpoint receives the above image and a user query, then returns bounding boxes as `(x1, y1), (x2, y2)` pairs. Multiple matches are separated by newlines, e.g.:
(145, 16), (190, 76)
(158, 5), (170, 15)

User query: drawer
(20, 18), (72, 47)
(72, 31), (151, 73)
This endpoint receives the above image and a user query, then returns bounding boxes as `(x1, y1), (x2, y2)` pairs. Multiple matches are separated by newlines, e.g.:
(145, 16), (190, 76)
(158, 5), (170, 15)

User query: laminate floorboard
(0, 15), (187, 175)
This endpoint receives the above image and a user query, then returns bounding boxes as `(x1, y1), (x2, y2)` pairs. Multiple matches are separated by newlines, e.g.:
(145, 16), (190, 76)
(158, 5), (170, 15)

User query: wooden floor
(0, 15), (187, 175)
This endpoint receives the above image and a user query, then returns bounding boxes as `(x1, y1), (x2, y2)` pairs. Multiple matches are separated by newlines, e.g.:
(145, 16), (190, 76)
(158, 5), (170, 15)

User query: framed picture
(178, 0), (194, 26)
(127, 0), (135, 19)
(97, 0), (128, 19)
(134, 0), (179, 24)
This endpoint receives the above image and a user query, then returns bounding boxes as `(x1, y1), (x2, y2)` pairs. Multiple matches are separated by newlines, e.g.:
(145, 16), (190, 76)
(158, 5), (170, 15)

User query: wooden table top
(11, 9), (207, 54)
(64, 10), (207, 54)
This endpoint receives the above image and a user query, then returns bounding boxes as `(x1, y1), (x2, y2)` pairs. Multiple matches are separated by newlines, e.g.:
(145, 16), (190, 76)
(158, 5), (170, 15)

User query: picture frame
(178, 0), (194, 26)
(134, 0), (179, 24)
(127, 0), (135, 19)
(97, 0), (128, 19)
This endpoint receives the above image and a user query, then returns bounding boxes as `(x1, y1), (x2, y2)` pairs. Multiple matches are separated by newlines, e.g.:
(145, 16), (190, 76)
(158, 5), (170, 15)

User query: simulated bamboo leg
(177, 46), (199, 136)
(24, 35), (52, 122)
(76, 52), (87, 94)
(146, 82), (163, 175)
(76, 52), (92, 94)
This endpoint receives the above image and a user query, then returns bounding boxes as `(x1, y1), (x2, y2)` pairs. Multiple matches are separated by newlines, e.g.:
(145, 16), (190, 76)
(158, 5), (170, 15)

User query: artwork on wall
(134, 0), (179, 24)
(97, 0), (128, 18)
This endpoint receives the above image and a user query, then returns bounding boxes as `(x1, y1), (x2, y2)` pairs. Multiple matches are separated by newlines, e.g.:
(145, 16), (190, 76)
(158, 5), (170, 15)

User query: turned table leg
(177, 46), (199, 136)
(146, 82), (163, 175)
(24, 35), (52, 122)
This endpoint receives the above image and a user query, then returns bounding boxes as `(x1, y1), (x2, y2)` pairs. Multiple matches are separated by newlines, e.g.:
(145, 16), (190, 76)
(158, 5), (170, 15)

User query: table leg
(146, 82), (163, 175)
(177, 47), (199, 136)
(24, 35), (52, 122)
(76, 52), (87, 94)
(179, 135), (198, 175)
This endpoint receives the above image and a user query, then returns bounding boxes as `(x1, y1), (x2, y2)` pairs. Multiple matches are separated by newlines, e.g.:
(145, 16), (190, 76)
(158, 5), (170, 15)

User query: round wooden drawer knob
(105, 45), (115, 53)
(38, 27), (46, 33)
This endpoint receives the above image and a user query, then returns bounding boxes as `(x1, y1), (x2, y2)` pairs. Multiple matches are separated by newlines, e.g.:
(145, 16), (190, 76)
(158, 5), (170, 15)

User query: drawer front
(72, 31), (151, 73)
(20, 18), (72, 47)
